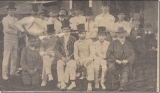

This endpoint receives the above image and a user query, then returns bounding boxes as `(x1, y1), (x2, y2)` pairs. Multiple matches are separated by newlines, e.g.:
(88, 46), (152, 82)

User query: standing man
(85, 7), (97, 41)
(106, 27), (135, 91)
(94, 2), (115, 32)
(93, 27), (110, 89)
(127, 19), (145, 60)
(74, 24), (94, 91)
(40, 24), (59, 87)
(2, 2), (19, 80)
(56, 21), (77, 90)
(113, 9), (131, 40)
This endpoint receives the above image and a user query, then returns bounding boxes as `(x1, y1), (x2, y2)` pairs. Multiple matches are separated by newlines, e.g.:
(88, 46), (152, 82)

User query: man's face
(62, 27), (71, 35)
(74, 9), (80, 16)
(59, 10), (66, 17)
(28, 39), (36, 47)
(8, 9), (16, 16)
(50, 12), (58, 19)
(98, 34), (106, 43)
(101, 6), (109, 13)
(144, 27), (152, 32)
(78, 32), (86, 39)
(133, 20), (140, 28)
(39, 14), (45, 20)
(118, 13), (125, 21)
(117, 32), (126, 39)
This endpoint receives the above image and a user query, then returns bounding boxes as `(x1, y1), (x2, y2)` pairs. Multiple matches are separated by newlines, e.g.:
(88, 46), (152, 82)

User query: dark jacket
(20, 47), (42, 74)
(58, 35), (77, 59)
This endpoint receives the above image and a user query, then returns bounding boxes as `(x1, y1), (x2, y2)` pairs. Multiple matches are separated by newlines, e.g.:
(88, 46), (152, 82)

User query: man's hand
(116, 60), (122, 64)
(136, 36), (141, 39)
(86, 60), (93, 67)
(122, 60), (128, 64)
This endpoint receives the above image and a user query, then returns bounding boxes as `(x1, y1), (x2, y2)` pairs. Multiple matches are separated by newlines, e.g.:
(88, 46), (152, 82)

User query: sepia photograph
(0, 0), (158, 92)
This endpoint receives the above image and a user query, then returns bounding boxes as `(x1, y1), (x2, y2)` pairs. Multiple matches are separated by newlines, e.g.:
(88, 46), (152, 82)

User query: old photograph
(0, 0), (158, 92)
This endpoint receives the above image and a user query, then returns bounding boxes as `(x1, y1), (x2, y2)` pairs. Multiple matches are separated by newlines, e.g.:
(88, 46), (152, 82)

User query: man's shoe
(41, 80), (47, 87)
(67, 83), (76, 90)
(48, 74), (53, 81)
(95, 83), (99, 89)
(87, 83), (92, 91)
(101, 82), (106, 89)
(2, 75), (9, 80)
(118, 87), (125, 91)
(57, 83), (61, 89)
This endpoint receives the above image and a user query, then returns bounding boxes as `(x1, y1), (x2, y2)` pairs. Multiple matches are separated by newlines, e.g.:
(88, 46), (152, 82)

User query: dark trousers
(22, 71), (40, 86)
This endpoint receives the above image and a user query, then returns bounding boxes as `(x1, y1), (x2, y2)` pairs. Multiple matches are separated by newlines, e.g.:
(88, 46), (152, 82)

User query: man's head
(85, 7), (93, 20)
(49, 11), (58, 18)
(27, 34), (37, 47)
(7, 2), (16, 16)
(59, 8), (67, 18)
(101, 3), (110, 13)
(38, 10), (49, 21)
(144, 23), (152, 32)
(70, 8), (75, 16)
(74, 8), (80, 16)
(97, 26), (109, 43)
(116, 27), (127, 39)
(132, 19), (140, 28)
(118, 13), (125, 21)
(77, 24), (86, 40)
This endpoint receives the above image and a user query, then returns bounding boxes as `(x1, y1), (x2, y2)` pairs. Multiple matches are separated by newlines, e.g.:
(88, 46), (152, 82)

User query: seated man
(20, 34), (42, 87)
(40, 24), (59, 87)
(93, 26), (110, 89)
(74, 24), (94, 91)
(56, 21), (77, 90)
(106, 27), (135, 91)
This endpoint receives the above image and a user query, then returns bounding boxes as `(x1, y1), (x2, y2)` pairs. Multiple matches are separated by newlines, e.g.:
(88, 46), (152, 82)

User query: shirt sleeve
(14, 17), (28, 32)
(2, 18), (17, 34)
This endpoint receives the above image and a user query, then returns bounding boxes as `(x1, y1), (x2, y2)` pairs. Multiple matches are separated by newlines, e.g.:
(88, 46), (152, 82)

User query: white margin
(157, 0), (159, 92)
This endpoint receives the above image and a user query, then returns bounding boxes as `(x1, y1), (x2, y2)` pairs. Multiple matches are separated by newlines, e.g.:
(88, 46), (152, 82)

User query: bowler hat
(144, 23), (152, 28)
(98, 26), (110, 34)
(47, 24), (55, 34)
(115, 27), (126, 33)
(85, 7), (93, 16)
(61, 20), (71, 28)
(77, 24), (86, 33)
(7, 2), (16, 10)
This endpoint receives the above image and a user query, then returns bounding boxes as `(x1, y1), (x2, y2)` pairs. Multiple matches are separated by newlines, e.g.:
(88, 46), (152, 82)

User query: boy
(93, 26), (110, 89)
(74, 24), (94, 91)
(20, 34), (42, 87)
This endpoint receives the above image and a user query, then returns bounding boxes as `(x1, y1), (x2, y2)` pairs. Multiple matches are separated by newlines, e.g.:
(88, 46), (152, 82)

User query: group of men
(2, 1), (157, 91)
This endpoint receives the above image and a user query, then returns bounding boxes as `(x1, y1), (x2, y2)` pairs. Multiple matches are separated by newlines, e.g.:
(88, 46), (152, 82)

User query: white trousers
(78, 58), (94, 81)
(42, 56), (54, 81)
(57, 59), (77, 83)
(2, 40), (18, 77)
(94, 59), (107, 82)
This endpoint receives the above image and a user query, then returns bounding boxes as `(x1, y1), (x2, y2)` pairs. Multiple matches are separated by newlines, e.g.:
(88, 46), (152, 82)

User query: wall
(144, 1), (158, 31)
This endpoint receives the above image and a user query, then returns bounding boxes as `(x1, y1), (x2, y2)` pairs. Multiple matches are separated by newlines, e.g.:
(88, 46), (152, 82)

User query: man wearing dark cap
(20, 34), (42, 87)
(85, 7), (97, 41)
(56, 21), (77, 90)
(74, 24), (94, 91)
(2, 2), (19, 80)
(94, 1), (115, 32)
(127, 19), (145, 60)
(40, 24), (59, 87)
(113, 9), (131, 40)
(106, 27), (135, 91)
(92, 26), (110, 89)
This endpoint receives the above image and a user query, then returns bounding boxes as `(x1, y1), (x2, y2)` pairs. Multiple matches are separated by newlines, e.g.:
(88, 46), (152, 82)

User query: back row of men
(2, 2), (157, 91)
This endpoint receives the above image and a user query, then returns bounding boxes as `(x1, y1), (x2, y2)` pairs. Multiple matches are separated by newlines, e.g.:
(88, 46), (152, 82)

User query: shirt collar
(29, 46), (35, 51)
(145, 31), (152, 34)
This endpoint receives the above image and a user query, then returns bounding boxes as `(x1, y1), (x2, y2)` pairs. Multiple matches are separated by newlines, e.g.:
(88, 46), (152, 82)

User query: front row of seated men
(20, 21), (135, 91)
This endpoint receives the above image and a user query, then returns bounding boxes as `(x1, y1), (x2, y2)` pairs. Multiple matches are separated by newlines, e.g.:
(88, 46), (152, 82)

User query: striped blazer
(58, 35), (77, 59)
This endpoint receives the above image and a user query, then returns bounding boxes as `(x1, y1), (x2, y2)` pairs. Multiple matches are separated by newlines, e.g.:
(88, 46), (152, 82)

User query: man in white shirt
(93, 27), (110, 89)
(85, 7), (97, 40)
(114, 10), (131, 38)
(94, 3), (115, 32)
(2, 2), (19, 80)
